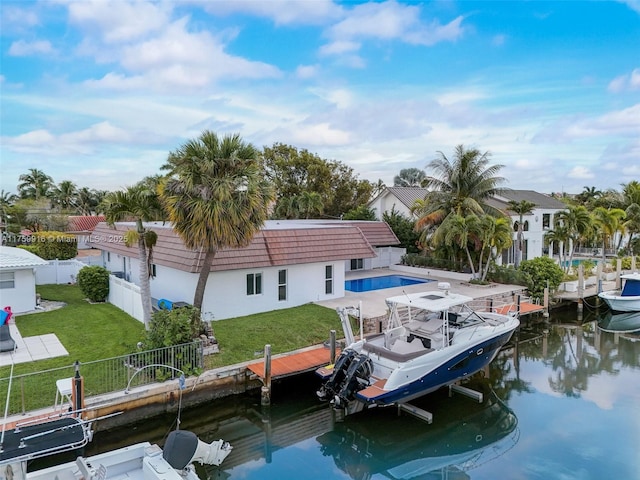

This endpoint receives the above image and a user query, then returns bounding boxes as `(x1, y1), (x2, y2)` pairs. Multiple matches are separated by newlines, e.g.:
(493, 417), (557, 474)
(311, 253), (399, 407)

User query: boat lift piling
(329, 330), (337, 365)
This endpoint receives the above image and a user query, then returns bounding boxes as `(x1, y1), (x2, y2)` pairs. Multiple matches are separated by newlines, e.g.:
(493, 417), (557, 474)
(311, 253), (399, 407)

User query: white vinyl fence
(36, 259), (87, 285)
(108, 276), (144, 323)
(35, 257), (144, 323)
(372, 246), (406, 269)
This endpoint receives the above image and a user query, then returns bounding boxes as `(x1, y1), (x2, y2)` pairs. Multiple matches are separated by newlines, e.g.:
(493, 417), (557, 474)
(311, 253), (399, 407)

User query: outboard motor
(317, 350), (358, 401)
(163, 430), (233, 469)
(333, 354), (373, 409)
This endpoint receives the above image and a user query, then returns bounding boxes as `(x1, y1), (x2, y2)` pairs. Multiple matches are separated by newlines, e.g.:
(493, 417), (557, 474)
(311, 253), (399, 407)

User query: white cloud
(608, 68), (640, 93)
(201, 0), (343, 26)
(295, 64), (319, 79)
(492, 34), (507, 46)
(319, 40), (361, 56)
(67, 0), (170, 43)
(83, 17), (281, 92)
(567, 166), (595, 179)
(324, 1), (464, 52)
(287, 123), (351, 146)
(0, 6), (39, 34)
(8, 40), (55, 56)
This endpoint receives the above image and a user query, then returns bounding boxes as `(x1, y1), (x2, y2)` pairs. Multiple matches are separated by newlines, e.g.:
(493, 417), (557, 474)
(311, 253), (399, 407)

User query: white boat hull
(597, 292), (640, 313)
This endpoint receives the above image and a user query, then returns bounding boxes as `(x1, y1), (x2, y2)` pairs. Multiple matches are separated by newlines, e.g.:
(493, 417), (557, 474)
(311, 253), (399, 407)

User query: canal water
(43, 304), (640, 479)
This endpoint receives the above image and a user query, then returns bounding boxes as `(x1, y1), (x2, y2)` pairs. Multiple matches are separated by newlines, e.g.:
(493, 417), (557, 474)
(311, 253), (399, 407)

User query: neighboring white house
(90, 220), (400, 321)
(368, 187), (567, 264)
(0, 246), (48, 314)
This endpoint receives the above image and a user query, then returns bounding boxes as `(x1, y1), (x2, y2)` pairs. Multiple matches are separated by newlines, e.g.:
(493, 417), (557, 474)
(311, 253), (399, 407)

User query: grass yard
(1, 284), (343, 376)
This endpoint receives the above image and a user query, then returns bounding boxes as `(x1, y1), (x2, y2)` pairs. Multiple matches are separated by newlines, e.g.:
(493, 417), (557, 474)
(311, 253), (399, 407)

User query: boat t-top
(598, 272), (640, 313)
(317, 283), (520, 416)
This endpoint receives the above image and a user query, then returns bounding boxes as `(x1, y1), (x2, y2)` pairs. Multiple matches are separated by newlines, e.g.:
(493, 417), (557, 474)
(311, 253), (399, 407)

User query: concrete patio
(0, 322), (69, 367)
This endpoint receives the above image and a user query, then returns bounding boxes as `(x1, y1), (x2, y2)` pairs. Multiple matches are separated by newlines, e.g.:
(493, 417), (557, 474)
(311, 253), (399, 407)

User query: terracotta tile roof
(67, 216), (106, 233)
(90, 221), (378, 273)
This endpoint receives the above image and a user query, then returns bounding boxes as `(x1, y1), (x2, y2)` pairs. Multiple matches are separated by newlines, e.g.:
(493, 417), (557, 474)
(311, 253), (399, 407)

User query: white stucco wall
(104, 251), (347, 320)
(369, 193), (413, 220)
(0, 268), (38, 314)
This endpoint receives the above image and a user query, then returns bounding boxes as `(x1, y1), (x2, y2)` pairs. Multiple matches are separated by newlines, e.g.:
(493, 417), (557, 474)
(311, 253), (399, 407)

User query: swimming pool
(345, 275), (434, 292)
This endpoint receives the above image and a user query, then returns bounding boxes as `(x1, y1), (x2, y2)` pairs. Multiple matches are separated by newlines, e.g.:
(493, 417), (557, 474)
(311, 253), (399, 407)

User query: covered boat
(317, 284), (520, 416)
(598, 272), (640, 313)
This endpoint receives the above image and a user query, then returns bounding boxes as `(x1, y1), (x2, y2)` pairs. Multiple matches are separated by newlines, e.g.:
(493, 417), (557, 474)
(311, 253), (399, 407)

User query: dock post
(330, 330), (336, 365)
(578, 264), (584, 299)
(71, 360), (84, 418)
(516, 294), (521, 315)
(543, 287), (549, 318)
(616, 259), (622, 289)
(261, 345), (271, 407)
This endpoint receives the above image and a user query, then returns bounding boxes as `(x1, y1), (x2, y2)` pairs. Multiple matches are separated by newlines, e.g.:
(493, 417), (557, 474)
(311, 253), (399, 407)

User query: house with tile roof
(0, 246), (48, 313)
(368, 187), (567, 264)
(67, 215), (106, 249)
(89, 220), (400, 321)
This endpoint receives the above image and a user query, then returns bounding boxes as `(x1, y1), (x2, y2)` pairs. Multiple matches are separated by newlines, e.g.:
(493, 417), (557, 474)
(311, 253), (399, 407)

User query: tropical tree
(0, 190), (17, 232)
(383, 207), (420, 253)
(412, 144), (507, 251)
(342, 205), (377, 221)
(274, 196), (299, 219)
(51, 180), (78, 211)
(296, 191), (324, 219)
(263, 143), (372, 218)
(102, 183), (164, 328)
(474, 214), (513, 281)
(372, 179), (386, 197)
(393, 168), (426, 187)
(77, 187), (107, 215)
(591, 207), (626, 263)
(575, 186), (602, 207)
(554, 205), (592, 271)
(544, 223), (571, 271)
(161, 131), (274, 312)
(433, 213), (478, 278)
(507, 200), (536, 268)
(620, 181), (640, 254)
(17, 168), (54, 200)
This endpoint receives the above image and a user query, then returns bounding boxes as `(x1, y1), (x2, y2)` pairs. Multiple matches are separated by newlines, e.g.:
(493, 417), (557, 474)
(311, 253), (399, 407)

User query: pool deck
(316, 268), (528, 319)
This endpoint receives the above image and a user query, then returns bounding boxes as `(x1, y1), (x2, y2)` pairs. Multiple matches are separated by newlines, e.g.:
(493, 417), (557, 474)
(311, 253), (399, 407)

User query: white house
(368, 187), (567, 264)
(0, 246), (48, 314)
(90, 220), (399, 321)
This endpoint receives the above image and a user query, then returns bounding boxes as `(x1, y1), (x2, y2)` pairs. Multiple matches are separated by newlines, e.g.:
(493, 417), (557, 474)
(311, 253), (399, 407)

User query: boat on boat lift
(317, 283), (520, 416)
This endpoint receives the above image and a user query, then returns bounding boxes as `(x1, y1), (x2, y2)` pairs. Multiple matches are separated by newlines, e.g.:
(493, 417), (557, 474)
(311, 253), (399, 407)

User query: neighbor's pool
(345, 275), (434, 292)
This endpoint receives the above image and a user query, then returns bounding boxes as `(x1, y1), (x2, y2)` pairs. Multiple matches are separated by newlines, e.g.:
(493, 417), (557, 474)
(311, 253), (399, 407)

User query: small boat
(317, 283), (520, 416)
(598, 272), (640, 313)
(2, 427), (232, 480)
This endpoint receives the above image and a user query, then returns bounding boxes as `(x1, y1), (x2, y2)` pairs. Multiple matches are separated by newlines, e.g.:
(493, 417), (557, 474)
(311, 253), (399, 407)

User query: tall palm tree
(161, 131), (274, 312)
(17, 168), (54, 200)
(591, 207), (626, 263)
(507, 200), (536, 268)
(52, 180), (78, 212)
(413, 144), (506, 250)
(433, 213), (478, 278)
(102, 184), (164, 328)
(620, 181), (640, 253)
(553, 205), (592, 271)
(0, 189), (17, 236)
(544, 223), (570, 270)
(275, 196), (299, 219)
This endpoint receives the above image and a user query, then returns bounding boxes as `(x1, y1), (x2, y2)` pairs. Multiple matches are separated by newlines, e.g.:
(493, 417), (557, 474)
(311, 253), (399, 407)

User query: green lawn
(2, 284), (342, 377)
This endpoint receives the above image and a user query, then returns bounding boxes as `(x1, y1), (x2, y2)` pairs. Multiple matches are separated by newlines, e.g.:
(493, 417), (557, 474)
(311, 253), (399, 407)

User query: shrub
(145, 306), (204, 349)
(485, 265), (530, 286)
(19, 231), (77, 260)
(519, 256), (564, 301)
(76, 265), (110, 302)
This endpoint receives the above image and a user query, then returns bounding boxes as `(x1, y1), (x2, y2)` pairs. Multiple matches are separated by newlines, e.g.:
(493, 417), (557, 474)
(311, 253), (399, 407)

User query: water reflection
(67, 305), (639, 479)
(316, 380), (518, 480)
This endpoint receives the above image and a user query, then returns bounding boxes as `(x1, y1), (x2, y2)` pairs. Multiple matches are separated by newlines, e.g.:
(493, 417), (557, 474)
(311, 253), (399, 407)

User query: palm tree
(591, 207), (626, 262)
(393, 168), (426, 187)
(576, 186), (602, 207)
(0, 190), (17, 236)
(275, 196), (299, 219)
(102, 184), (164, 328)
(161, 131), (274, 312)
(372, 179), (386, 197)
(296, 191), (324, 219)
(544, 223), (570, 270)
(17, 168), (54, 200)
(553, 205), (592, 271)
(620, 181), (640, 253)
(413, 144), (506, 250)
(507, 200), (536, 268)
(52, 180), (78, 212)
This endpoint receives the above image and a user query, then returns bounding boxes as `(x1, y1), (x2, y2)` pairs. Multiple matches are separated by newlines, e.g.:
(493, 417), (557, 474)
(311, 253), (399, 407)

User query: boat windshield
(621, 279), (640, 297)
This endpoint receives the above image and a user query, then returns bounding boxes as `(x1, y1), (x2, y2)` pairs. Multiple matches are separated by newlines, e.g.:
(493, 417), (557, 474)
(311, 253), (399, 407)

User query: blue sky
(1, 0), (639, 197)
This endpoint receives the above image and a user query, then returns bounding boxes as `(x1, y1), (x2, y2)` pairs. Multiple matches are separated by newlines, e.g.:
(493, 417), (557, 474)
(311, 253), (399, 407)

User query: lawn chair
(0, 323), (16, 352)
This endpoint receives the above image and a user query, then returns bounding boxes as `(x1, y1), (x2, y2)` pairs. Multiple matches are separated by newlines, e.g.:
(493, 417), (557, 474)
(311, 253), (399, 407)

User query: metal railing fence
(0, 341), (203, 416)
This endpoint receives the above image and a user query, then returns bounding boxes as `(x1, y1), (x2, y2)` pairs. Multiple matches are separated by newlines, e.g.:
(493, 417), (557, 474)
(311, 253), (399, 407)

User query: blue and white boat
(317, 284), (520, 416)
(598, 272), (640, 313)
